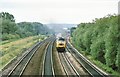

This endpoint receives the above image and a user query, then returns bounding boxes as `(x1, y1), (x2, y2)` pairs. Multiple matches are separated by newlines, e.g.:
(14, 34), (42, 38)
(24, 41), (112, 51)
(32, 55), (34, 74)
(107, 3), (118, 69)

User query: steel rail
(58, 53), (69, 76)
(58, 52), (79, 76)
(51, 41), (55, 76)
(63, 52), (80, 77)
(66, 41), (109, 77)
(42, 39), (55, 76)
(61, 53), (78, 75)
(7, 41), (43, 77)
(66, 46), (92, 76)
(19, 41), (45, 76)
(42, 42), (50, 76)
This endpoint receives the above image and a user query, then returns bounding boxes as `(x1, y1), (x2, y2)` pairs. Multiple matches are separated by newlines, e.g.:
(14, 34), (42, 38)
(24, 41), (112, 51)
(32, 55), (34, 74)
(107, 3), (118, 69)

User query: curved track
(58, 52), (80, 76)
(2, 37), (109, 77)
(5, 37), (53, 77)
(66, 41), (109, 77)
(7, 42), (43, 77)
(42, 38), (55, 76)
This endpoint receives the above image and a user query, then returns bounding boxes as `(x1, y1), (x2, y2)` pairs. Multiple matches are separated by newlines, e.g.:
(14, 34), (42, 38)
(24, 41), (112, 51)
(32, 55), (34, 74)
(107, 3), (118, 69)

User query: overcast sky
(0, 0), (119, 24)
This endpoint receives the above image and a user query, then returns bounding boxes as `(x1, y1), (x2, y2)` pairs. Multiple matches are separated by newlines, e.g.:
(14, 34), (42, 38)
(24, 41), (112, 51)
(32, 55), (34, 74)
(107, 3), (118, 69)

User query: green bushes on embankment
(71, 14), (120, 75)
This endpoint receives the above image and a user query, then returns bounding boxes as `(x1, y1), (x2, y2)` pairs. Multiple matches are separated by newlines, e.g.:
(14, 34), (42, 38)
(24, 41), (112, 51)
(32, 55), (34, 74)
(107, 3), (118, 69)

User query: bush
(71, 14), (120, 74)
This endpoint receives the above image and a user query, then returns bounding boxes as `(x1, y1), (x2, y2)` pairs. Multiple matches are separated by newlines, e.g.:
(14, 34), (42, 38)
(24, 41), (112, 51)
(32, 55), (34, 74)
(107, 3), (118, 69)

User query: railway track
(22, 38), (52, 75)
(42, 39), (55, 76)
(1, 36), (109, 77)
(2, 37), (53, 77)
(6, 41), (43, 77)
(66, 41), (109, 77)
(2, 37), (56, 77)
(58, 52), (80, 76)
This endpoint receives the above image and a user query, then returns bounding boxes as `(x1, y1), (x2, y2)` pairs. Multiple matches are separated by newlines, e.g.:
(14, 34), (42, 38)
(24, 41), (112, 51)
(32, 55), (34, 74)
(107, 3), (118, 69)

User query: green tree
(0, 12), (18, 40)
(72, 14), (119, 71)
(105, 16), (118, 69)
(0, 12), (15, 22)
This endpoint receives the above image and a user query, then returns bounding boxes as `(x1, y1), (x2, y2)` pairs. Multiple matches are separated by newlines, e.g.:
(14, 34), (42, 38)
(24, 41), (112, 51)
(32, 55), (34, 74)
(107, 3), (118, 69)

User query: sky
(0, 0), (119, 24)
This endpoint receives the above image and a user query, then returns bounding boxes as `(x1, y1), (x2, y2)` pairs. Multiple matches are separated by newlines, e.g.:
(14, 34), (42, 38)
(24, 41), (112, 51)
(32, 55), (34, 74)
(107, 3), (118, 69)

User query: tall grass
(0, 35), (46, 70)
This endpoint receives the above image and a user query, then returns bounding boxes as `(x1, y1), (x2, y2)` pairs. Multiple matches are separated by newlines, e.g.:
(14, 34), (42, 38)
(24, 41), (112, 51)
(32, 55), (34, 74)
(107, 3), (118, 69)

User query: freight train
(56, 37), (66, 52)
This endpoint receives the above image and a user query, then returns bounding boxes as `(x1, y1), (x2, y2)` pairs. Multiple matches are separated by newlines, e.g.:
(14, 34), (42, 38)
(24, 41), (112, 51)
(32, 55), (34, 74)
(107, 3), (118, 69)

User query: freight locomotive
(56, 37), (66, 52)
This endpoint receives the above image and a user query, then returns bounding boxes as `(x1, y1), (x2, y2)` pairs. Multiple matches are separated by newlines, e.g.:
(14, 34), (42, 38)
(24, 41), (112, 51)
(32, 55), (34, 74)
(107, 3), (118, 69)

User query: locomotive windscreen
(58, 37), (65, 41)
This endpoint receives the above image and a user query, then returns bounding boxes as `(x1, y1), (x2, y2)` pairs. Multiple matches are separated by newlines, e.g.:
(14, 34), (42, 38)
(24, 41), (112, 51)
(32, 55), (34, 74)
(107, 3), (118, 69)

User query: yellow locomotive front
(56, 37), (66, 51)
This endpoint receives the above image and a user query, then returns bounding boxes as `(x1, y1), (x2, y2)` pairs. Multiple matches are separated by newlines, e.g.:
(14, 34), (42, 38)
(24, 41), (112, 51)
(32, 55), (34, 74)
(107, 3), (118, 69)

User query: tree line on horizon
(71, 14), (120, 73)
(0, 12), (50, 41)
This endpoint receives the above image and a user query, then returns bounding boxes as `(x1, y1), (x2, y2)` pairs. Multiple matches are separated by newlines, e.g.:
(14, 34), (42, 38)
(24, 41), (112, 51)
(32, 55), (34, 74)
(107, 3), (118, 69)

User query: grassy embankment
(0, 35), (46, 70)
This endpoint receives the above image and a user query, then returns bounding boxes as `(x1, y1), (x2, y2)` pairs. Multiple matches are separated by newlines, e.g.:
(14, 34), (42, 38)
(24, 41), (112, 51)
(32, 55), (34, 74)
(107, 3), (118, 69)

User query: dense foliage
(0, 12), (50, 41)
(17, 22), (50, 38)
(70, 27), (76, 37)
(71, 14), (120, 72)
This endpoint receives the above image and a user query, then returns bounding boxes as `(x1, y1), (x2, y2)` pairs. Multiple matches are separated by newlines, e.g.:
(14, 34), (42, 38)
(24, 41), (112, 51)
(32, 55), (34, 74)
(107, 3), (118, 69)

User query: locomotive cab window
(58, 37), (65, 41)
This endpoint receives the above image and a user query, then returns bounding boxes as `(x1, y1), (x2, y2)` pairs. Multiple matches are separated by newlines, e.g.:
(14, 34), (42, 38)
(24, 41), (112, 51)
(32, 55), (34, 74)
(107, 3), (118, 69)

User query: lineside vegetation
(0, 35), (46, 70)
(0, 12), (50, 70)
(71, 14), (120, 76)
(0, 12), (50, 41)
